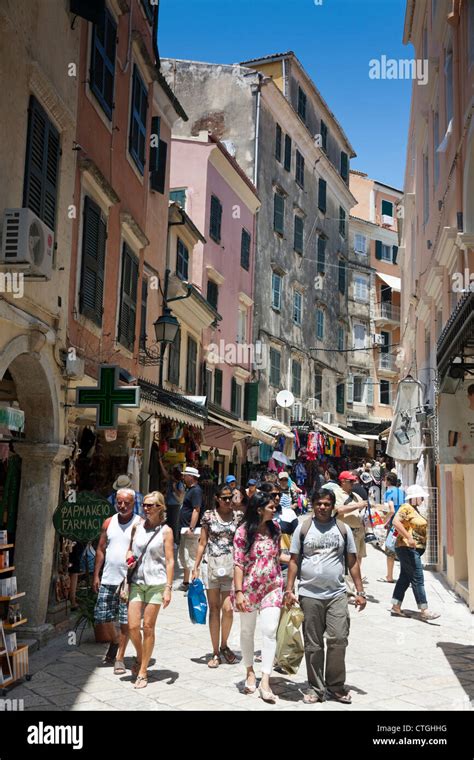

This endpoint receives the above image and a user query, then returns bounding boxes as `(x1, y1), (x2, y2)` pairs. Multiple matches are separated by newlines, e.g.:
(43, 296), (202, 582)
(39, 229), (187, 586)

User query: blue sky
(159, 0), (414, 189)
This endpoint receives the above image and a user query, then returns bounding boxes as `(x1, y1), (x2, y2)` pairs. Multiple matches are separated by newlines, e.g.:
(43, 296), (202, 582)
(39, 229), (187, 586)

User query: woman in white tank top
(126, 491), (174, 689)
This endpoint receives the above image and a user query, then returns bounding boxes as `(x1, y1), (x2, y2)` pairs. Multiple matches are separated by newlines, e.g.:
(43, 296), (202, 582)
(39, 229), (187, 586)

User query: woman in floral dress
(233, 491), (284, 703)
(192, 484), (243, 667)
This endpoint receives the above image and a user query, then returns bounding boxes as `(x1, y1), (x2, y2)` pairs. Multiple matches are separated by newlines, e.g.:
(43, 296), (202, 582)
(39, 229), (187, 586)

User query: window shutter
(140, 277), (148, 348)
(317, 236), (326, 273)
(318, 179), (327, 213)
(79, 196), (106, 326)
(244, 382), (258, 421)
(294, 216), (304, 253)
(186, 337), (197, 393)
(168, 329), (181, 385)
(214, 368), (223, 405)
(392, 245), (398, 264)
(336, 383), (345, 414)
(23, 96), (60, 231)
(90, 7), (116, 119)
(347, 374), (354, 404)
(149, 115), (161, 172)
(340, 151), (348, 181)
(118, 244), (138, 351)
(366, 378), (374, 406)
(129, 66), (148, 172)
(210, 195), (222, 242)
(150, 139), (167, 193)
(241, 229), (251, 270)
(275, 123), (282, 161)
(274, 193), (284, 234)
(338, 260), (346, 294)
(284, 134), (292, 171)
(231, 377), (237, 414)
(375, 240), (382, 260)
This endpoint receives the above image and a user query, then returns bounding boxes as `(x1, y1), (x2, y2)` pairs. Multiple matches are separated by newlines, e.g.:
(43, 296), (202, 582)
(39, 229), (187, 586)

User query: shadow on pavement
(436, 642), (474, 702)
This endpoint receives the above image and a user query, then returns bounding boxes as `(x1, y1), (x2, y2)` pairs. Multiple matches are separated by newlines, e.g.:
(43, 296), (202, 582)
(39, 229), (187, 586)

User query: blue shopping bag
(187, 578), (208, 625)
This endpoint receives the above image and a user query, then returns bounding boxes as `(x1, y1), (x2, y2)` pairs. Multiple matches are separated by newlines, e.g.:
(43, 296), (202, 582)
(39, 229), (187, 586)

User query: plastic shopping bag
(275, 604), (305, 675)
(384, 526), (398, 554)
(187, 578), (208, 625)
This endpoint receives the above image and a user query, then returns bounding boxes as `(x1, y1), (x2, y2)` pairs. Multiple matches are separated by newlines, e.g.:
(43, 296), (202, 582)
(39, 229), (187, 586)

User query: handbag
(117, 524), (161, 603)
(207, 552), (234, 579)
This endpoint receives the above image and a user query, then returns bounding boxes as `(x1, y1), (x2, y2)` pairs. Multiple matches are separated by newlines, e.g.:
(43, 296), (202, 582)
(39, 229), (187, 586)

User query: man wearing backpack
(284, 489), (366, 704)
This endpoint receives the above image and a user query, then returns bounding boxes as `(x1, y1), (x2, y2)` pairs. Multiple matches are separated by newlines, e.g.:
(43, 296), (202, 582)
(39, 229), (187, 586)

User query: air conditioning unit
(372, 333), (385, 346)
(323, 412), (332, 424)
(306, 398), (321, 413)
(1, 209), (54, 278)
(292, 402), (303, 421)
(381, 214), (394, 226)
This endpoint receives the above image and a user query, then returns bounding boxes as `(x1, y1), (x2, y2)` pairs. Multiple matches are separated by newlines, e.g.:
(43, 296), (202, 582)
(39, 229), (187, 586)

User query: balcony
(374, 302), (400, 327)
(378, 354), (398, 375)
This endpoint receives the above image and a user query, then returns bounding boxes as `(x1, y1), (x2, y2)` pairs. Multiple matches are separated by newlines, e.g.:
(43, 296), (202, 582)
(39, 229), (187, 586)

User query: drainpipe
(253, 74), (262, 188)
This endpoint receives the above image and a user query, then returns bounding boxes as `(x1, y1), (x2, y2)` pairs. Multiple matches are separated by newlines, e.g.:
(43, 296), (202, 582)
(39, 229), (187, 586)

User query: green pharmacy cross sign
(76, 365), (140, 429)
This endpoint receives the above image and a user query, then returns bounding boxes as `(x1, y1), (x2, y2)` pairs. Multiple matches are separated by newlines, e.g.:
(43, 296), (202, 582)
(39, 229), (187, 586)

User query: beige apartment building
(399, 0), (474, 609)
(347, 171), (402, 452)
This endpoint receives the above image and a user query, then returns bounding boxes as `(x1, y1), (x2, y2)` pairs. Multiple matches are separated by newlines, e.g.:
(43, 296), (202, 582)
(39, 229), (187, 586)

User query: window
(186, 337), (198, 393)
(353, 376), (364, 403)
(241, 228), (251, 270)
(353, 322), (367, 349)
(381, 200), (393, 218)
(295, 150), (305, 188)
(320, 120), (328, 152)
(340, 151), (348, 182)
(140, 277), (148, 349)
(170, 188), (186, 208)
(292, 360), (302, 397)
(214, 368), (223, 405)
(118, 243), (139, 351)
(336, 383), (345, 414)
(129, 65), (148, 173)
(433, 111), (440, 187)
(423, 153), (429, 225)
(380, 379), (391, 405)
(168, 329), (181, 385)
(314, 373), (322, 403)
(149, 115), (167, 194)
(318, 178), (327, 213)
(297, 86), (307, 122)
(209, 195), (222, 243)
(231, 378), (242, 417)
(348, 376), (373, 405)
(237, 308), (247, 343)
(354, 274), (369, 302)
(275, 123), (282, 161)
(338, 326), (345, 351)
(272, 272), (282, 310)
(269, 348), (281, 387)
(339, 207), (346, 238)
(273, 192), (285, 234)
(141, 0), (154, 23)
(176, 238), (189, 280)
(354, 233), (367, 254)
(207, 280), (219, 310)
(294, 216), (304, 254)
(338, 259), (346, 294)
(79, 196), (106, 326)
(317, 235), (326, 273)
(376, 240), (393, 262)
(316, 309), (324, 340)
(284, 134), (292, 171)
(90, 5), (117, 119)
(293, 290), (302, 325)
(445, 44), (454, 127)
(23, 96), (60, 232)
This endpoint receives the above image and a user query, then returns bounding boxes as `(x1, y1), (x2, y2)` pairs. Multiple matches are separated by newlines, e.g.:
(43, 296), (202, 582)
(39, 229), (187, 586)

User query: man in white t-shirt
(92, 488), (141, 674)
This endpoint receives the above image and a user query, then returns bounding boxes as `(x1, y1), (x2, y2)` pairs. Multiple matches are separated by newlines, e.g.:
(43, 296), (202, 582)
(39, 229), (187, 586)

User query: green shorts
(129, 583), (165, 606)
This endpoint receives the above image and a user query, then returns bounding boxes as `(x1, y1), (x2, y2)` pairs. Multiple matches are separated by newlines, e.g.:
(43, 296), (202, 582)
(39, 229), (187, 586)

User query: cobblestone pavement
(13, 545), (474, 711)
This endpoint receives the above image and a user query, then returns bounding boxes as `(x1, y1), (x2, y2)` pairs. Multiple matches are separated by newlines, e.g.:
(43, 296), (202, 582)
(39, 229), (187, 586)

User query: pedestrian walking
(192, 484), (243, 668)
(334, 471), (367, 573)
(157, 456), (185, 545)
(233, 492), (284, 703)
(285, 489), (366, 704)
(378, 472), (405, 584)
(108, 475), (144, 517)
(178, 466), (204, 593)
(92, 488), (141, 673)
(127, 491), (174, 688)
(390, 485), (440, 621)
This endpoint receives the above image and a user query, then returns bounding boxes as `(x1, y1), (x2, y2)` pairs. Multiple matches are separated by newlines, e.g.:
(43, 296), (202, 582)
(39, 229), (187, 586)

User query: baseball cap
(183, 466), (200, 478)
(278, 472), (289, 480)
(338, 470), (358, 482)
(247, 479), (257, 486)
(225, 474), (237, 484)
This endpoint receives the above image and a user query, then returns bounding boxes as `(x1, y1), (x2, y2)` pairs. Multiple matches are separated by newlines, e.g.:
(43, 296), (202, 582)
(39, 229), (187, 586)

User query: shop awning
(253, 414), (295, 442)
(207, 407), (254, 439)
(360, 434), (380, 440)
(318, 420), (369, 449)
(380, 426), (391, 438)
(376, 272), (401, 292)
(139, 380), (207, 429)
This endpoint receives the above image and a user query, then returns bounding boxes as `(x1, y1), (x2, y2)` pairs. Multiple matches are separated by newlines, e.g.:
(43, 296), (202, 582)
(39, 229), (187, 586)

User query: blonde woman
(126, 491), (174, 688)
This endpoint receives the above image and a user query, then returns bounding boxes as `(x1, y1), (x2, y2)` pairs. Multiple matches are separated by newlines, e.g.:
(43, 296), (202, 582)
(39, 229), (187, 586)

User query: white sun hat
(405, 484), (429, 501)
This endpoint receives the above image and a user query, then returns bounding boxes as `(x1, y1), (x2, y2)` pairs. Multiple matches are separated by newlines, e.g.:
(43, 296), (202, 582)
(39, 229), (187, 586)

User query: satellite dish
(276, 390), (295, 408)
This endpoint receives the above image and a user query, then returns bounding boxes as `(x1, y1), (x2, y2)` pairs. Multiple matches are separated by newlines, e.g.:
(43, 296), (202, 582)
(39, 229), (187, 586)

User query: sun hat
(225, 474), (237, 484)
(113, 474), (132, 490)
(278, 471), (289, 480)
(183, 466), (200, 478)
(338, 470), (358, 482)
(405, 484), (429, 501)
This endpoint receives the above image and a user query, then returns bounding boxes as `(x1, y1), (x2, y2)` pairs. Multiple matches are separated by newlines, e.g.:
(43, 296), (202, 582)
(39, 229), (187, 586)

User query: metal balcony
(378, 354), (398, 374)
(374, 302), (400, 326)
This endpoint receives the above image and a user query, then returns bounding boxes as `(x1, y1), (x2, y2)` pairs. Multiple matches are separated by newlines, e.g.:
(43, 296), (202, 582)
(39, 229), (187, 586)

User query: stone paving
(11, 545), (474, 711)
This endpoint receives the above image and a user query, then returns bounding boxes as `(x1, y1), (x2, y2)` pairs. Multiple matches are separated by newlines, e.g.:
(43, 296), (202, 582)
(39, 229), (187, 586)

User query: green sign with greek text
(53, 492), (115, 541)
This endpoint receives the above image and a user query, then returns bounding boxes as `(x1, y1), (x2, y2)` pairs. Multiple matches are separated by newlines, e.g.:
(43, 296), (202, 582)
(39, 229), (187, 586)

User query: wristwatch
(356, 591), (366, 598)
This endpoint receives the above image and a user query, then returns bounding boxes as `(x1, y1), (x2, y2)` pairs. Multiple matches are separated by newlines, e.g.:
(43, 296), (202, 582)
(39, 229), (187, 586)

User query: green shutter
(284, 135), (292, 171)
(336, 383), (345, 414)
(210, 195), (222, 242)
(274, 193), (284, 234)
(214, 368), (223, 405)
(150, 138), (167, 193)
(340, 151), (348, 181)
(231, 377), (237, 414)
(375, 240), (382, 260)
(118, 243), (138, 350)
(79, 196), (106, 326)
(244, 382), (258, 421)
(338, 260), (346, 294)
(294, 216), (304, 253)
(275, 123), (282, 161)
(318, 179), (326, 213)
(392, 245), (398, 264)
(241, 229), (251, 270)
(23, 96), (60, 231)
(317, 236), (326, 273)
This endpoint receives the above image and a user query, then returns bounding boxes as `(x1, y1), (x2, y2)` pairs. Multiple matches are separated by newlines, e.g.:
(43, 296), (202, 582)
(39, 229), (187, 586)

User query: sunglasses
(220, 496), (233, 502)
(143, 502), (161, 508)
(270, 492), (281, 497)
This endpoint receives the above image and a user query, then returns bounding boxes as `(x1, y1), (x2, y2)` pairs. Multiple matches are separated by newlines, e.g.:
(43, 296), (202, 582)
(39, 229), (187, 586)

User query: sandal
(390, 608), (407, 617)
(207, 655), (220, 668)
(102, 642), (119, 664)
(134, 675), (148, 689)
(113, 660), (126, 675)
(420, 611), (440, 621)
(259, 686), (276, 704)
(377, 577), (396, 583)
(244, 678), (257, 694)
(219, 645), (237, 664)
(300, 690), (322, 704)
(326, 689), (352, 704)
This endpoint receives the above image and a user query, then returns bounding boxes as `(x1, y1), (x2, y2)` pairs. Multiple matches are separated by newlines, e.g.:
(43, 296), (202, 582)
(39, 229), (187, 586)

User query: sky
(159, 0), (414, 190)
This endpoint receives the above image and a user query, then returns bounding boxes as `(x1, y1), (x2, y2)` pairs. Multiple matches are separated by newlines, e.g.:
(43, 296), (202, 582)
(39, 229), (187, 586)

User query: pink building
(168, 132), (261, 480)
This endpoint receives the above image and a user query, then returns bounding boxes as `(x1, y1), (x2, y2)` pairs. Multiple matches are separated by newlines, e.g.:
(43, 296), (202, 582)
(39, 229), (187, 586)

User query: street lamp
(153, 307), (179, 345)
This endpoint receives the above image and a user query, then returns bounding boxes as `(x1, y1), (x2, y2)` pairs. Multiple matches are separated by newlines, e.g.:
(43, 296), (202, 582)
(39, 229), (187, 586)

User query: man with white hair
(93, 488), (141, 673)
(178, 466), (204, 592)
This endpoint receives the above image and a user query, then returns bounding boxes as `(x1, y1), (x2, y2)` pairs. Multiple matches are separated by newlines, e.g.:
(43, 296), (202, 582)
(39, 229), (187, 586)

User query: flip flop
(390, 608), (407, 617)
(113, 660), (126, 675)
(134, 675), (148, 689)
(219, 645), (237, 664)
(207, 655), (220, 668)
(326, 689), (352, 704)
(420, 611), (440, 621)
(299, 690), (322, 704)
(377, 577), (396, 583)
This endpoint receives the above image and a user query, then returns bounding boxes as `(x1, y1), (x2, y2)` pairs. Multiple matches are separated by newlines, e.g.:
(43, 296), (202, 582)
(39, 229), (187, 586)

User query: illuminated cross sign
(76, 365), (140, 429)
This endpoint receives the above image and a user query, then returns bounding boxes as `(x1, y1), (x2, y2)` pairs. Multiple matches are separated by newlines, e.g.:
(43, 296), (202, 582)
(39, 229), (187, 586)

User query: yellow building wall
(247, 61), (284, 92)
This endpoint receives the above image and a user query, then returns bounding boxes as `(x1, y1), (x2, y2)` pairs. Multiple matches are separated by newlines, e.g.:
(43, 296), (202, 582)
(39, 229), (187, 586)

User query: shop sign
(53, 492), (115, 541)
(75, 365), (140, 429)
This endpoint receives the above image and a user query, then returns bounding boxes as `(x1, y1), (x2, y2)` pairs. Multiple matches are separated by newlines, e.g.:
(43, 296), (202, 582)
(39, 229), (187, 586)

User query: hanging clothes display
(127, 449), (141, 491)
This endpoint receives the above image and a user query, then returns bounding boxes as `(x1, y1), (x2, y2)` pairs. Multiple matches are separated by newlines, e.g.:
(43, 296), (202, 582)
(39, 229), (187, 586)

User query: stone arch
(463, 116), (474, 234)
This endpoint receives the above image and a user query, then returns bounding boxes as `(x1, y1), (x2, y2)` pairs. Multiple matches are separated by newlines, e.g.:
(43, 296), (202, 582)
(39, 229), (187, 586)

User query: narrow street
(18, 546), (474, 712)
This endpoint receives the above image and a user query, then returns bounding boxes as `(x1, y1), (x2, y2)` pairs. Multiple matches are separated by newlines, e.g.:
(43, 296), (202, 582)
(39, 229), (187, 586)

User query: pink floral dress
(232, 524), (283, 611)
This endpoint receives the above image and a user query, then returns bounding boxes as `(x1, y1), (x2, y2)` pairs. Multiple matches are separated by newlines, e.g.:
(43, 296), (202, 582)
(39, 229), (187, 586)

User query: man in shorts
(178, 466), (204, 592)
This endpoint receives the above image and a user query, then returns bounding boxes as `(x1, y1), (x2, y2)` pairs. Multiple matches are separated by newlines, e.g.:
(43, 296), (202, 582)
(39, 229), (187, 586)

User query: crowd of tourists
(91, 458), (439, 702)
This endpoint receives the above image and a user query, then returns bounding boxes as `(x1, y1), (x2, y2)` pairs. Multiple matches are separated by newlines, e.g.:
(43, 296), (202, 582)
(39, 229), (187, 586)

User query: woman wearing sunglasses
(192, 483), (244, 667)
(233, 491), (285, 703)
